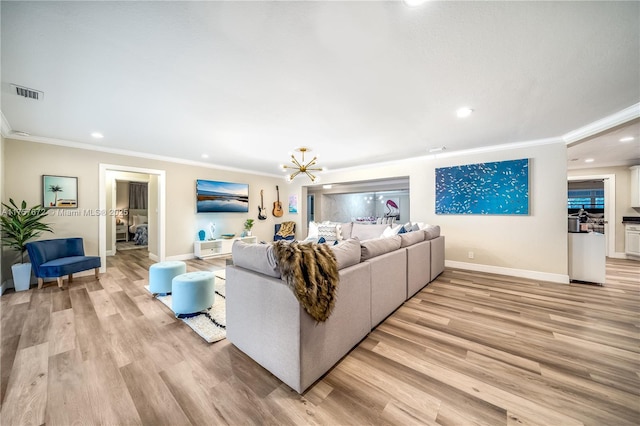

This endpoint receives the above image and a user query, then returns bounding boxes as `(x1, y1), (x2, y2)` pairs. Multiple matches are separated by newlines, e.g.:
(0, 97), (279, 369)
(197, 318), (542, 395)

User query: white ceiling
(1, 1), (639, 176)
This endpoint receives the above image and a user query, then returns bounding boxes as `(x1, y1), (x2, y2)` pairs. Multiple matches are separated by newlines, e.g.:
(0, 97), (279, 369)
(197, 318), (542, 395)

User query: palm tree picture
(42, 175), (78, 208)
(48, 184), (63, 207)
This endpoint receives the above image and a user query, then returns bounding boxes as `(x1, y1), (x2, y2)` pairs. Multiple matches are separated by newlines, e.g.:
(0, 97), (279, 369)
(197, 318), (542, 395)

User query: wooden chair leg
(37, 278), (44, 289)
(95, 268), (100, 280)
(68, 274), (74, 283)
(56, 277), (64, 288)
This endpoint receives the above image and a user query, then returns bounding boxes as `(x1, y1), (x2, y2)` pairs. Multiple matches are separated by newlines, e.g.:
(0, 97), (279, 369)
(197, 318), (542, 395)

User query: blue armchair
(25, 238), (101, 289)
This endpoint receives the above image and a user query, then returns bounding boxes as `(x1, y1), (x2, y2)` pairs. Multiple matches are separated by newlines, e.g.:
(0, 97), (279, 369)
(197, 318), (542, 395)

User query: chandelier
(280, 147), (325, 182)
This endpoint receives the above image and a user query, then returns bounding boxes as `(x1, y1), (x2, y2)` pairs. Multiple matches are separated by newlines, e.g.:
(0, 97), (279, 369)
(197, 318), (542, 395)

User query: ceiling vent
(11, 84), (43, 101)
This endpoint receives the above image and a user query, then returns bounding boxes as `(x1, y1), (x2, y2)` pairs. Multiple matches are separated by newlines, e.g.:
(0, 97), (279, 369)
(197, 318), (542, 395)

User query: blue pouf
(172, 271), (215, 317)
(149, 261), (186, 296)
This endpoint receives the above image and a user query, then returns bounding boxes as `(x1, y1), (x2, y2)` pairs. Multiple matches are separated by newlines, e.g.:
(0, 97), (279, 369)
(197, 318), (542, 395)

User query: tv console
(194, 236), (257, 259)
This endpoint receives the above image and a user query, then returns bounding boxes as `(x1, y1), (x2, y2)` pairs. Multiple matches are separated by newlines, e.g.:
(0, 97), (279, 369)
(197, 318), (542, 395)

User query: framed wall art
(435, 158), (529, 215)
(195, 179), (249, 213)
(43, 175), (78, 209)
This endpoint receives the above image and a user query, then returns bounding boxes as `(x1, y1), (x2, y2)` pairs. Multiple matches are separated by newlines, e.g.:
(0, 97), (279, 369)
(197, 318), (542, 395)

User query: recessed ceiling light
(456, 107), (473, 118)
(429, 146), (446, 153)
(585, 158), (595, 163)
(91, 132), (104, 139)
(322, 184), (332, 189)
(620, 136), (635, 142)
(403, 0), (429, 7)
(201, 154), (209, 159)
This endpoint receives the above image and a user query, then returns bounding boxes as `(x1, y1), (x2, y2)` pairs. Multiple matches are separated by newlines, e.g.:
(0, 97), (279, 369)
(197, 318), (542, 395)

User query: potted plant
(0, 199), (53, 291)
(243, 218), (255, 237)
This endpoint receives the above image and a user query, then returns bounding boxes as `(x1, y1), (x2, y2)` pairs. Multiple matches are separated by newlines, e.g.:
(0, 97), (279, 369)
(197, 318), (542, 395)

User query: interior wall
(2, 139), (302, 263)
(318, 141), (568, 280)
(568, 165), (639, 254)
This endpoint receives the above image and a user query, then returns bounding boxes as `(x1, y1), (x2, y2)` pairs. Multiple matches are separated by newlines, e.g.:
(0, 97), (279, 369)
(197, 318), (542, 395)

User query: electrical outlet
(468, 251), (474, 259)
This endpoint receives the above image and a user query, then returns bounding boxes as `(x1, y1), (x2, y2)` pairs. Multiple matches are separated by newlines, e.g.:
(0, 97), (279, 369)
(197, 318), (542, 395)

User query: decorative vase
(209, 222), (216, 240)
(198, 230), (206, 241)
(12, 263), (32, 292)
(246, 230), (252, 237)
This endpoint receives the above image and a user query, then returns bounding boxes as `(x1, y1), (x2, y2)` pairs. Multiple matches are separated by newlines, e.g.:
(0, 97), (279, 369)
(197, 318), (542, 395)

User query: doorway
(568, 174), (616, 257)
(99, 164), (166, 273)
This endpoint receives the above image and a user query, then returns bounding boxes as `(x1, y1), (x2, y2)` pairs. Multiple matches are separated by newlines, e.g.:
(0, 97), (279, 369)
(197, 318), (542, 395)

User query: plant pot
(12, 263), (32, 292)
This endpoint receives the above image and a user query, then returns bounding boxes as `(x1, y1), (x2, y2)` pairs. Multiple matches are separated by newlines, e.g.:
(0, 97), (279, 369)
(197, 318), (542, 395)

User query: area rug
(145, 279), (226, 343)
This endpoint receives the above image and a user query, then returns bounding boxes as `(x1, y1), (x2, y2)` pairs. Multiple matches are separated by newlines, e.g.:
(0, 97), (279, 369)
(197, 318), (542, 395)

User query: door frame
(99, 164), (166, 272)
(568, 174), (616, 257)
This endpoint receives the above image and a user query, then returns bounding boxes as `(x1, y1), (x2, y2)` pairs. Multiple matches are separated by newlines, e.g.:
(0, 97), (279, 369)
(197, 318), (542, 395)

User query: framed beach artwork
(435, 158), (529, 215)
(43, 175), (78, 209)
(195, 179), (249, 213)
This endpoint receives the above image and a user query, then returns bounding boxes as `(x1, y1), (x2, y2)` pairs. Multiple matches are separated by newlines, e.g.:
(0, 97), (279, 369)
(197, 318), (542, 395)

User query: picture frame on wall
(43, 175), (78, 209)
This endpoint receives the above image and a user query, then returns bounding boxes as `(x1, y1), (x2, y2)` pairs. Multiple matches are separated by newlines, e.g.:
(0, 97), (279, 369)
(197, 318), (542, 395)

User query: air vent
(11, 84), (44, 101)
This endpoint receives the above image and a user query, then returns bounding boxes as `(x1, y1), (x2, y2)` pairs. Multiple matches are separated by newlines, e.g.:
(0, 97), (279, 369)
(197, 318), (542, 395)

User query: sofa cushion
(351, 223), (389, 241)
(330, 238), (361, 269)
(360, 235), (401, 261)
(400, 231), (425, 247)
(423, 225), (441, 240)
(232, 241), (281, 278)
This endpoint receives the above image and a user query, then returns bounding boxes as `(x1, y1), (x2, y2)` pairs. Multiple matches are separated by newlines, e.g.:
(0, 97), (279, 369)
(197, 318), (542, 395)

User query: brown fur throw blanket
(272, 241), (339, 322)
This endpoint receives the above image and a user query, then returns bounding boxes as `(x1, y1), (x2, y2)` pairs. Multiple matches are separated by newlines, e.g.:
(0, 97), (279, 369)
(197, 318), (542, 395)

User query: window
(568, 189), (604, 209)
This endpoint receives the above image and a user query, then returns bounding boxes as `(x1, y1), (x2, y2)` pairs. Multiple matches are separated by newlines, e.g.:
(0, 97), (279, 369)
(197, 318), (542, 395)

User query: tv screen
(196, 179), (249, 213)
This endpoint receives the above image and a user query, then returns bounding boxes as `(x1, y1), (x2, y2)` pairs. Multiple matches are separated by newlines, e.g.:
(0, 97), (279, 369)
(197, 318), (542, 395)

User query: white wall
(317, 141), (569, 282)
(2, 139), (303, 281)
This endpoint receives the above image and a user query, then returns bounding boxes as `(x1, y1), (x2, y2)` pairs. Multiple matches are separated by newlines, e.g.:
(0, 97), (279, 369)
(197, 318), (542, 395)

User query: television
(196, 179), (249, 213)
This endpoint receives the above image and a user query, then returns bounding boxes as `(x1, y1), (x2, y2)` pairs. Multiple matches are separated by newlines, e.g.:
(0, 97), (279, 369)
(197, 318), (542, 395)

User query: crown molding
(4, 133), (282, 179)
(562, 103), (640, 144)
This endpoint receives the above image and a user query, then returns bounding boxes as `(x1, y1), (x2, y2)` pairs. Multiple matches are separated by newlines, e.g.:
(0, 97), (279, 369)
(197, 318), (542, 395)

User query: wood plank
(119, 358), (191, 425)
(0, 342), (49, 425)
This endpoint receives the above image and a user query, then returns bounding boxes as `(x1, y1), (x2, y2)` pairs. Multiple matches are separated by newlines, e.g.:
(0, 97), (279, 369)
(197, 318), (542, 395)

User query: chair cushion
(38, 255), (101, 278)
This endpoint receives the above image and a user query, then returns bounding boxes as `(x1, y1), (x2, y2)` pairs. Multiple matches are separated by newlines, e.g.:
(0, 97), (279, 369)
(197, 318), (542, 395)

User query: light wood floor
(1, 251), (638, 425)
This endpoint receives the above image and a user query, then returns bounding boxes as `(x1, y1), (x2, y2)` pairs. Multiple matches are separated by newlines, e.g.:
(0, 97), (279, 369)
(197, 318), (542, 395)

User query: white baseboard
(445, 260), (570, 284)
(149, 252), (159, 262)
(608, 251), (629, 259)
(106, 249), (115, 256)
(165, 253), (196, 261)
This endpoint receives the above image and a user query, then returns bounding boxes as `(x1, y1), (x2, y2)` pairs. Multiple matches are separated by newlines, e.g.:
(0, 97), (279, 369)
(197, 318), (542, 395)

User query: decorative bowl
(221, 233), (235, 239)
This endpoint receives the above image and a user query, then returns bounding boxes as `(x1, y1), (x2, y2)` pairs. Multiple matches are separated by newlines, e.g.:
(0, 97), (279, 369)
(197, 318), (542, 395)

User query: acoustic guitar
(258, 189), (267, 220)
(273, 185), (284, 217)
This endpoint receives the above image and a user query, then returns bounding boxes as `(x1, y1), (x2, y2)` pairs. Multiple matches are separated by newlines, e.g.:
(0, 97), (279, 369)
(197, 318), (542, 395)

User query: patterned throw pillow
(318, 223), (340, 241)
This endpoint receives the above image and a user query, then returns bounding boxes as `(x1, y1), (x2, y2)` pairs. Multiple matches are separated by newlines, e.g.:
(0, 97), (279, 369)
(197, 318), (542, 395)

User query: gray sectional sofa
(226, 223), (445, 393)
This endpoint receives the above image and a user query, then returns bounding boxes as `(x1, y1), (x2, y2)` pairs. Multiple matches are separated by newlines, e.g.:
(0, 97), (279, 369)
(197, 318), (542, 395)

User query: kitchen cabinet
(625, 224), (640, 258)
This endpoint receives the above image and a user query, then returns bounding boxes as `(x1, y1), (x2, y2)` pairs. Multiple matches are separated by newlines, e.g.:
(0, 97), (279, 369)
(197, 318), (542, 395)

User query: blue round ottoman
(171, 271), (215, 317)
(149, 261), (186, 296)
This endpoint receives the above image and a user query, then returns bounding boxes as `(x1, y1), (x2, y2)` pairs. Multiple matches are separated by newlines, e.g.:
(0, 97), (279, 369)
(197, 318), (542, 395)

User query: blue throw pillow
(318, 237), (326, 244)
(398, 226), (407, 234)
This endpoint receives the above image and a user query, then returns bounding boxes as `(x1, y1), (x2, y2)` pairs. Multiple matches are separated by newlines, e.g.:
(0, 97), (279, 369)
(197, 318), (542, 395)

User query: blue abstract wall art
(435, 158), (529, 215)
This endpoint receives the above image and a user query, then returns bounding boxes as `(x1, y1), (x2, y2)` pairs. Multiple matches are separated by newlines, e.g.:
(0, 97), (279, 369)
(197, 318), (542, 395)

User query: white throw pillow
(318, 223), (339, 241)
(382, 224), (403, 238)
(307, 221), (319, 239)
